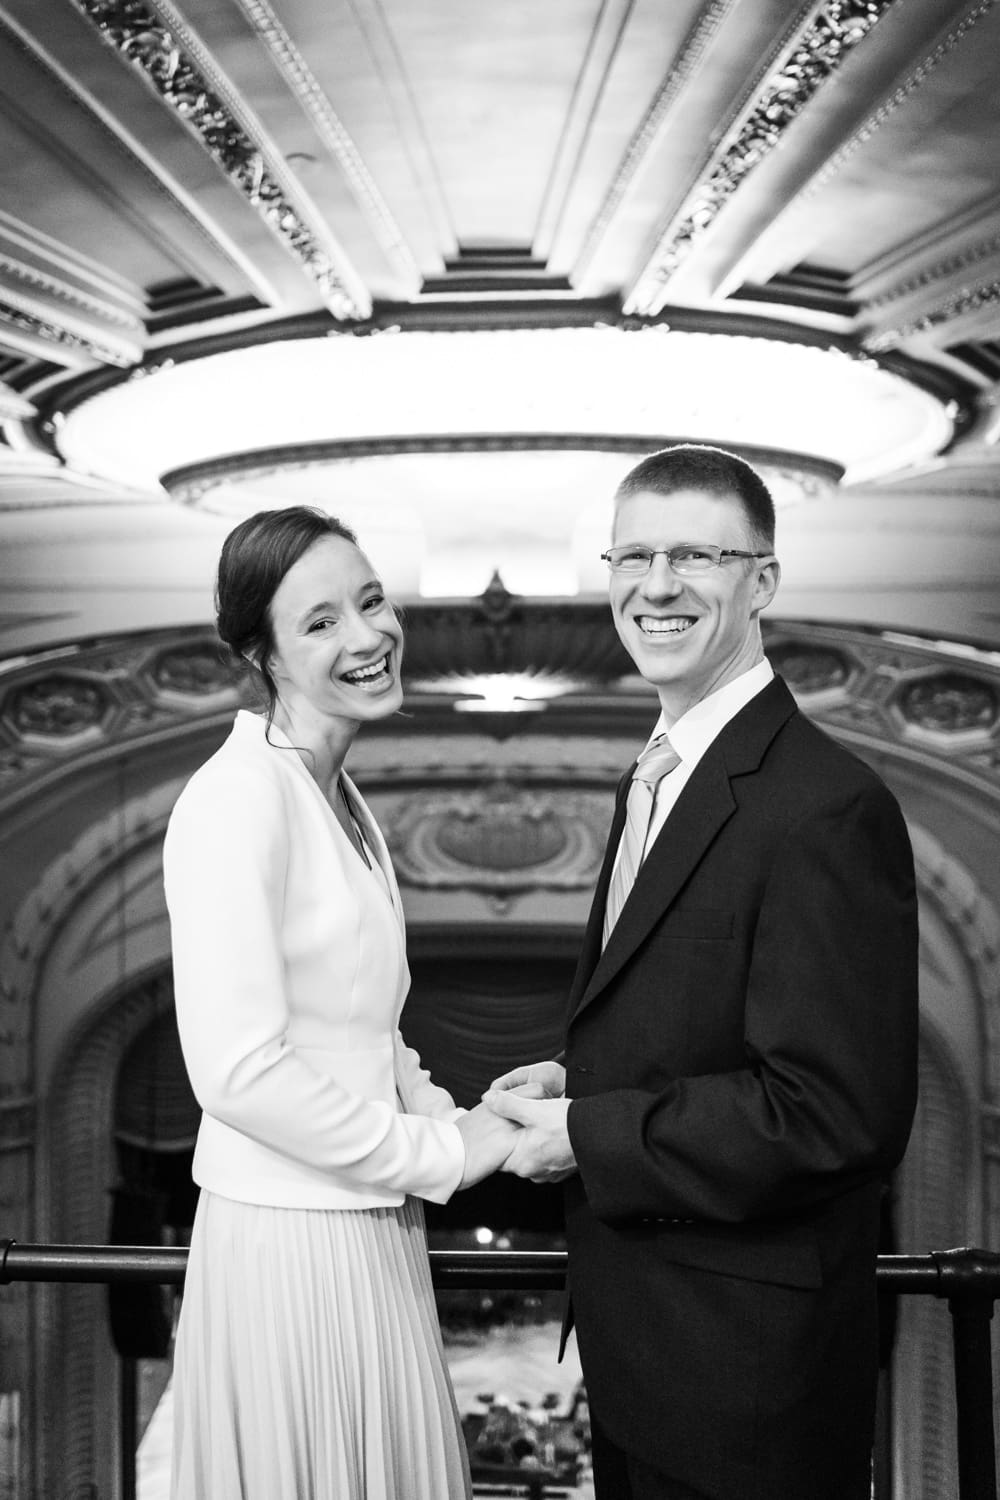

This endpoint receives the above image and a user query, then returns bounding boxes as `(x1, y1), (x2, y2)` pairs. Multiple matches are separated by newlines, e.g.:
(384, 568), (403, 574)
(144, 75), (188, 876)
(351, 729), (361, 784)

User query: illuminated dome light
(415, 672), (586, 713)
(55, 327), (952, 492)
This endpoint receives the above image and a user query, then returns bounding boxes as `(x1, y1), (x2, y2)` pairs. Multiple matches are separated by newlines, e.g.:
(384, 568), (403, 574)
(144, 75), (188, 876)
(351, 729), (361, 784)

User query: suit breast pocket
(665, 907), (735, 941)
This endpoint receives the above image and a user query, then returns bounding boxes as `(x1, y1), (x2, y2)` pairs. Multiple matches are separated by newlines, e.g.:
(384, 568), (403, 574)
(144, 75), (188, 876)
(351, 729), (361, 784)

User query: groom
(485, 444), (918, 1500)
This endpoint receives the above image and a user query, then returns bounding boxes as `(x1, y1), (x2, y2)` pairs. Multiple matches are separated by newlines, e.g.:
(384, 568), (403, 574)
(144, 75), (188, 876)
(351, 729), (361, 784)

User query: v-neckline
(334, 777), (372, 870)
(245, 712), (389, 887)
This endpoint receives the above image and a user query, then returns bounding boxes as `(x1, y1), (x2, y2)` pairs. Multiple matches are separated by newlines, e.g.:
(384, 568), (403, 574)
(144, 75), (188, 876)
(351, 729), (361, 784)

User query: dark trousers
(590, 1410), (714, 1500)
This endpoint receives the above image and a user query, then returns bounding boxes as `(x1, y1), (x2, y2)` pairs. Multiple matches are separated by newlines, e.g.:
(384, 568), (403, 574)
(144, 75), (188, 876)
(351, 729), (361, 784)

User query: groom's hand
(456, 1102), (522, 1189)
(481, 1089), (576, 1183)
(489, 1060), (566, 1099)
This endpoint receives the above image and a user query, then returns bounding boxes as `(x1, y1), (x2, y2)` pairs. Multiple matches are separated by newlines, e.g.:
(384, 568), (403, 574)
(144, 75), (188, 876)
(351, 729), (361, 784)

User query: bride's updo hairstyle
(216, 506), (358, 722)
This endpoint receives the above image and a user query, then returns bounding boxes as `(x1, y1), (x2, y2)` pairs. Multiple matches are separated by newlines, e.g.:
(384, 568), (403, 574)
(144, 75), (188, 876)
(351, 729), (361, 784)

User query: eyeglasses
(601, 543), (773, 576)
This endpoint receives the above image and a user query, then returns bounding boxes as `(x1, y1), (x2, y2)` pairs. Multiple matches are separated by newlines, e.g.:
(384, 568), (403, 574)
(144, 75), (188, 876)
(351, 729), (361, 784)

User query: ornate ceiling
(1, 0), (999, 656)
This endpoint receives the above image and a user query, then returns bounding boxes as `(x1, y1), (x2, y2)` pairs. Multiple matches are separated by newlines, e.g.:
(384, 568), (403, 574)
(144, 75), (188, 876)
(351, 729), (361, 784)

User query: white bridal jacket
(162, 710), (467, 1210)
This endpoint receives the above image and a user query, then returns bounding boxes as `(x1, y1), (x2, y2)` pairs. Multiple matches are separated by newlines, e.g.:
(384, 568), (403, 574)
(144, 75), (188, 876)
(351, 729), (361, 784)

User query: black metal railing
(3, 1240), (1000, 1499)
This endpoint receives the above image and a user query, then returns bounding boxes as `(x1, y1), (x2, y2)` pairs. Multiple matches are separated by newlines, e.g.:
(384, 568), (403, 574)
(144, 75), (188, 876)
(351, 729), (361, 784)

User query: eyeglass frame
(600, 542), (774, 576)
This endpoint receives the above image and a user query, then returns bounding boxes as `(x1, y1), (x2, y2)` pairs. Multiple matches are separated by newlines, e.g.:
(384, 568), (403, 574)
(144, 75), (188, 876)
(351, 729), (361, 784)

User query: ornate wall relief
(385, 780), (609, 914)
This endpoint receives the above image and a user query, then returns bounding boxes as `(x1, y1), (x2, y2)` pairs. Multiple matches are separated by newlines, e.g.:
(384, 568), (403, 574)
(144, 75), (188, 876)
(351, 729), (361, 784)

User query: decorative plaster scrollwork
(575, 0), (737, 280)
(233, 0), (420, 289)
(2, 623), (1000, 814)
(791, 0), (996, 209)
(72, 0), (366, 318)
(627, 0), (894, 311)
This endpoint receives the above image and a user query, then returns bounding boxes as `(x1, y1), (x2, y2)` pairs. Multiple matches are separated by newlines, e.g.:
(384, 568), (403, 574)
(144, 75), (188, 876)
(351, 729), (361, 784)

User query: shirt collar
(649, 659), (774, 768)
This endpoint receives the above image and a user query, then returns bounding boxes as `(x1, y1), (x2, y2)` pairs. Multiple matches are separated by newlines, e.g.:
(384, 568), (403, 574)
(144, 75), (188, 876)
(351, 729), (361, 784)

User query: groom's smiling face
(608, 487), (779, 719)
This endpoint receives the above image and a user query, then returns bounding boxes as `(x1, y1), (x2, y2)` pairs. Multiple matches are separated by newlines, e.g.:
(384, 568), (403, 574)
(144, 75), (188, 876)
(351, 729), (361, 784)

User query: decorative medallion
(897, 674), (998, 736)
(71, 0), (365, 318)
(4, 675), (109, 739)
(386, 782), (606, 893)
(435, 791), (568, 872)
(150, 643), (236, 698)
(2, 623), (1000, 813)
(767, 642), (853, 695)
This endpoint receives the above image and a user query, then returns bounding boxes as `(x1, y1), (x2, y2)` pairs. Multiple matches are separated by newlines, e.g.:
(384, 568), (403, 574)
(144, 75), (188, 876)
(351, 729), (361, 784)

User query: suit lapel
(566, 767), (631, 1022)
(568, 676), (797, 1028)
(570, 755), (736, 1024)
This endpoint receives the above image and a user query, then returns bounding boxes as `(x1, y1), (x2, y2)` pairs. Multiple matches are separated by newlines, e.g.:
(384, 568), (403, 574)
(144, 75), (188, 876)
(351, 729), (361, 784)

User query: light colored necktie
(603, 734), (681, 945)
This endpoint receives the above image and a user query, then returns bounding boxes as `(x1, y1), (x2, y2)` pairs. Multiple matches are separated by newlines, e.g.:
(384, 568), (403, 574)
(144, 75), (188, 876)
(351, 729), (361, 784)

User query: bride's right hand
(456, 1102), (520, 1188)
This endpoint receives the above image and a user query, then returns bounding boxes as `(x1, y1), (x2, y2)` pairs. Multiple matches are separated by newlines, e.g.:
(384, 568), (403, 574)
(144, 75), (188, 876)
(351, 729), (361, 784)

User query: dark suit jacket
(563, 675), (918, 1500)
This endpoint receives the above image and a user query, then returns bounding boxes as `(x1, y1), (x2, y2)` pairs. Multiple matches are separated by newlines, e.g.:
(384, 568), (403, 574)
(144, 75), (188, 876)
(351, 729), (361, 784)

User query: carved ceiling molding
(71, 0), (368, 319)
(0, 618), (999, 812)
(767, 623), (1000, 795)
(863, 228), (1000, 317)
(866, 278), (1000, 350)
(0, 9), (276, 313)
(0, 631), (243, 810)
(782, 0), (996, 213)
(0, 294), (133, 368)
(574, 0), (739, 281)
(625, 0), (896, 315)
(234, 0), (420, 290)
(0, 254), (143, 340)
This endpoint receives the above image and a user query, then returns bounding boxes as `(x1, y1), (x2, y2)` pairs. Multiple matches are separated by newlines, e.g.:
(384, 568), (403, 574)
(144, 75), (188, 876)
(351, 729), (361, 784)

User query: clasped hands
(457, 1061), (576, 1187)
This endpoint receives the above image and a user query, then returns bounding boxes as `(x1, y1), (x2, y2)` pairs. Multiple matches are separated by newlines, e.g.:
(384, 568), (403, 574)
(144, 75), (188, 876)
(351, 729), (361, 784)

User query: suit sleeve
(163, 765), (466, 1204)
(567, 779), (919, 1224)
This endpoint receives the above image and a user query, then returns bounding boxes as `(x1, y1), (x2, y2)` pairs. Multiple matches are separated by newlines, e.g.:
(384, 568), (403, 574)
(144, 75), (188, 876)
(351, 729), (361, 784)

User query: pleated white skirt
(171, 1190), (472, 1500)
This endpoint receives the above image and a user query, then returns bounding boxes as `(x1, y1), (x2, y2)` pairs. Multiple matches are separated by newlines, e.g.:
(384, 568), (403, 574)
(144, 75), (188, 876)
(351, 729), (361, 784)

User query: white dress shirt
(629, 658), (774, 866)
(163, 710), (466, 1211)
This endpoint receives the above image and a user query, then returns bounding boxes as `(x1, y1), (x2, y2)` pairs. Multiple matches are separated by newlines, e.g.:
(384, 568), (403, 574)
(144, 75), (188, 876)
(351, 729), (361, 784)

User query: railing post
(121, 1355), (137, 1500)
(932, 1248), (1000, 1500)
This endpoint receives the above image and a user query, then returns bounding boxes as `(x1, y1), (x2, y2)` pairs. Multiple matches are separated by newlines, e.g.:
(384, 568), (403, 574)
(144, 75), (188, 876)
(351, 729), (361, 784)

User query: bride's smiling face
(267, 534), (404, 729)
